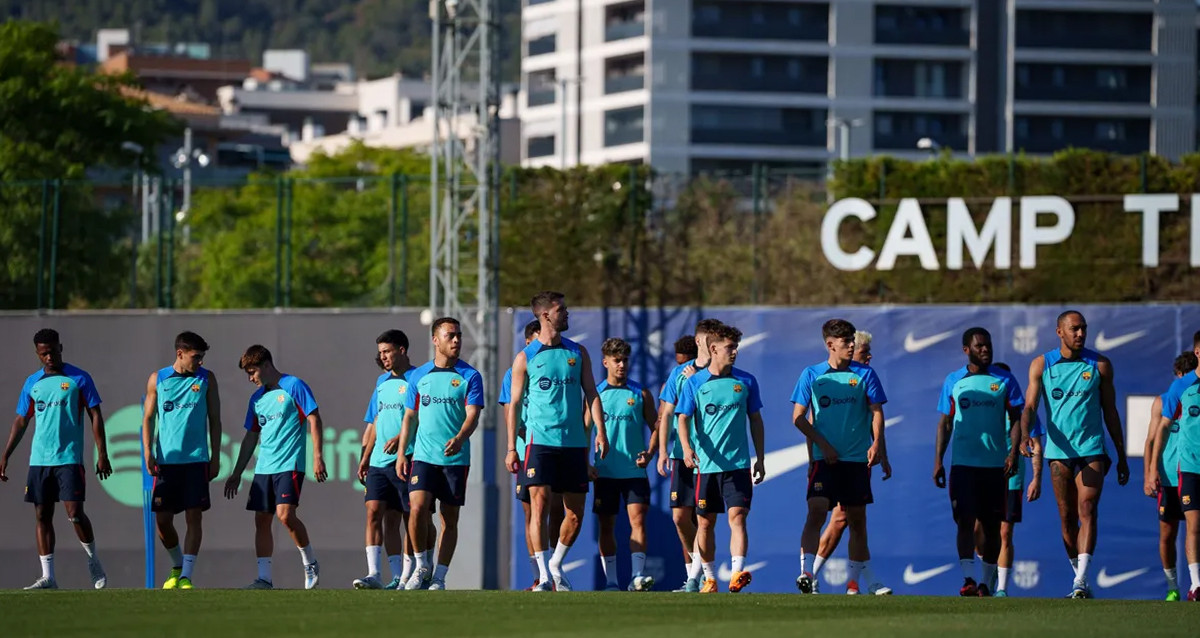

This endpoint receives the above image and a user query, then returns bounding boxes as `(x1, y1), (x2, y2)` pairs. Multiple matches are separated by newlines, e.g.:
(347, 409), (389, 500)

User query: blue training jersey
(790, 361), (887, 463)
(1161, 373), (1200, 476)
(595, 380), (649, 479)
(675, 367), (762, 474)
(244, 375), (318, 475)
(937, 366), (1025, 468)
(154, 366), (211, 464)
(523, 338), (586, 449)
(1040, 349), (1106, 460)
(660, 359), (703, 460)
(364, 369), (414, 467)
(405, 359), (484, 467)
(16, 364), (102, 467)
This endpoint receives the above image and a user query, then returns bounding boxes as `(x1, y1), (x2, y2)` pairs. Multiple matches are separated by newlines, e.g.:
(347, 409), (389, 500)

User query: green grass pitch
(4, 590), (1198, 637)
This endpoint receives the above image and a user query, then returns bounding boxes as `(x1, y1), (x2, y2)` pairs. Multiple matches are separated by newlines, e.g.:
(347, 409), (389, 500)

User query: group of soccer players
(4, 296), (1200, 602)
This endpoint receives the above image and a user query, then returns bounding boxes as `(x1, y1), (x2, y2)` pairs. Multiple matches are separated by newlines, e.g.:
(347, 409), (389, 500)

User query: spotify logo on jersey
(97, 404), (148, 507)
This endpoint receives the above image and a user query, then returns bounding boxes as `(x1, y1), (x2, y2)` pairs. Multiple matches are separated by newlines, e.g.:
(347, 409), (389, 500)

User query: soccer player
(676, 323), (765, 593)
(505, 291), (609, 592)
(674, 335), (698, 365)
(141, 331), (221, 589)
(932, 328), (1024, 597)
(1142, 351), (1197, 601)
(397, 317), (484, 590)
(1019, 310), (1130, 599)
(792, 319), (893, 596)
(224, 345), (328, 590)
(592, 338), (658, 591)
(353, 329), (422, 590)
(656, 319), (723, 592)
(0, 329), (110, 590)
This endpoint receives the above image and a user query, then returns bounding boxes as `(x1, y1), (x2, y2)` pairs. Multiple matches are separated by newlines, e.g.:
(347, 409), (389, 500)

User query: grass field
(4, 590), (1198, 637)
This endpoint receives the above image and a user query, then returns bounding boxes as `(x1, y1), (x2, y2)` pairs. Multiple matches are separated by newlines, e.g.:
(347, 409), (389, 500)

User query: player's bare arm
(88, 405), (111, 480)
(580, 346), (608, 458)
(505, 352), (527, 474)
(224, 429), (260, 498)
(677, 413), (698, 469)
(141, 372), (159, 477)
(792, 402), (838, 463)
(1147, 413), (1174, 496)
(638, 388), (658, 468)
(445, 404), (481, 457)
(1096, 357), (1129, 485)
(205, 371), (222, 481)
(359, 422), (377, 482)
(1142, 396), (1161, 491)
(933, 413), (953, 488)
(308, 409), (327, 482)
(1004, 402), (1022, 478)
(749, 412), (766, 484)
(1019, 356), (1046, 456)
(868, 403), (890, 479)
(0, 415), (31, 482)
(656, 398), (675, 477)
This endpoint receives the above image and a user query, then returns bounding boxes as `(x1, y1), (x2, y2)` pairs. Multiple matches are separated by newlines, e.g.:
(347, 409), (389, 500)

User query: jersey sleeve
(936, 374), (954, 416)
(1161, 381), (1184, 422)
(404, 368), (424, 411)
(363, 385), (380, 424)
(790, 367), (814, 408)
(466, 369), (485, 407)
(1003, 373), (1025, 411)
(746, 374), (763, 414)
(287, 377), (319, 418)
(15, 376), (35, 417)
(77, 371), (102, 408)
(659, 366), (683, 404)
(862, 368), (888, 405)
(498, 369), (512, 406)
(675, 379), (698, 417)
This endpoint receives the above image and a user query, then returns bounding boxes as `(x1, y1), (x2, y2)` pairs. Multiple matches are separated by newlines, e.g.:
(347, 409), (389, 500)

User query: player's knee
(1077, 498), (1098, 519)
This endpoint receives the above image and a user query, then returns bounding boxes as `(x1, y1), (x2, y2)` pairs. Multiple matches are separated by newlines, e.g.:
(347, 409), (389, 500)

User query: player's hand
(313, 457), (328, 483)
(1026, 478), (1041, 503)
(145, 454), (159, 477)
(683, 450), (698, 470)
(682, 364), (698, 379)
(357, 460), (370, 484)
(96, 455), (113, 480)
(818, 441), (839, 464)
(1003, 453), (1018, 479)
(396, 456), (411, 481)
(635, 450), (652, 468)
(383, 437), (400, 455)
(588, 466), (599, 481)
(1144, 469), (1160, 498)
(1019, 436), (1034, 458)
(595, 432), (610, 460)
(880, 456), (893, 481)
(444, 436), (464, 456)
(868, 442), (886, 468)
(505, 450), (520, 474)
(752, 458), (765, 485)
(657, 454), (670, 478)
(1116, 457), (1130, 486)
(224, 476), (240, 499)
(0, 457), (8, 482)
(207, 457), (219, 482)
(933, 463), (946, 488)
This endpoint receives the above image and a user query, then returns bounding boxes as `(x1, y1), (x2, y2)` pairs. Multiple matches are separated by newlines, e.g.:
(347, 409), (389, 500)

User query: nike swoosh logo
(739, 332), (769, 349)
(717, 561), (768, 581)
(758, 416), (905, 484)
(904, 331), (954, 353)
(569, 333), (588, 343)
(562, 558), (588, 573)
(1095, 567), (1150, 588)
(1093, 330), (1146, 352)
(902, 563), (955, 585)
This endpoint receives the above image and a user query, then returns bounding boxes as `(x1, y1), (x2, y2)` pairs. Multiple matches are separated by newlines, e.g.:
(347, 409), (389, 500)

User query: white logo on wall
(1013, 561), (1040, 589)
(1013, 326), (1039, 355)
(823, 558), (849, 586)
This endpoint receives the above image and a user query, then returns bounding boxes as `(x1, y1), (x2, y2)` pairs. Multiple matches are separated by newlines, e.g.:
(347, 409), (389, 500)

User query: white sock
(602, 555), (618, 586)
(802, 553), (815, 575)
(402, 554), (415, 581)
(388, 554), (404, 580)
(860, 561), (878, 586)
(39, 554), (54, 580)
(849, 560), (865, 584)
(181, 554), (197, 579)
(366, 545), (382, 578)
(702, 561), (715, 580)
(1165, 567), (1178, 591)
(998, 566), (1010, 591)
(1189, 563), (1200, 590)
(166, 545), (183, 568)
(433, 564), (449, 581)
(548, 542), (571, 577)
(982, 563), (998, 589)
(813, 554), (827, 576)
(257, 557), (272, 582)
(415, 551), (430, 571)
(298, 544), (316, 566)
(631, 552), (646, 577)
(1076, 553), (1092, 585)
(688, 552), (703, 580)
(732, 555), (745, 573)
(960, 558), (977, 580)
(528, 555), (539, 579)
(81, 541), (97, 560)
(534, 550), (550, 583)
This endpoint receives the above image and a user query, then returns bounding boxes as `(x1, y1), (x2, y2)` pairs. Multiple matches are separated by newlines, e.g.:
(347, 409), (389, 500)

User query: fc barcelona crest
(990, 383), (1000, 392)
(848, 378), (859, 387)
(60, 382), (70, 391)
(526, 468), (536, 478)
(733, 384), (743, 393)
(277, 394), (286, 403)
(567, 357), (577, 367)
(1081, 371), (1092, 381)
(626, 397), (636, 406)
(451, 378), (461, 388)
(191, 383), (202, 392)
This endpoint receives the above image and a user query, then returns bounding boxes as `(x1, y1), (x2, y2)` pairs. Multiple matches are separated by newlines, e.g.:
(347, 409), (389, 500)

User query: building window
(696, 4), (720, 23)
(526, 34), (556, 57)
(527, 69), (557, 107)
(1096, 68), (1127, 90)
(1052, 66), (1065, 87)
(788, 59), (802, 80)
(1051, 119), (1064, 139)
(605, 106), (644, 147)
(1016, 65), (1030, 87)
(876, 114), (893, 135)
(751, 5), (765, 24)
(1015, 117), (1029, 139)
(751, 57), (764, 77)
(526, 135), (555, 158)
(1095, 121), (1125, 141)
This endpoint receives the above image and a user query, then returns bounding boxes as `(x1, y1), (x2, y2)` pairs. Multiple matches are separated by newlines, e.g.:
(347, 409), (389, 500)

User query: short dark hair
(523, 319), (541, 340)
(33, 329), (59, 346)
(376, 329), (409, 352)
(431, 317), (459, 336)
(239, 345), (273, 370)
(1193, 330), (1200, 347)
(601, 337), (631, 358)
(175, 331), (209, 353)
(531, 291), (565, 315)
(674, 335), (698, 359)
(1174, 351), (1198, 377)
(822, 319), (855, 341)
(694, 318), (723, 336)
(962, 327), (991, 347)
(710, 323), (743, 344)
(993, 362), (1011, 372)
(1057, 310), (1084, 327)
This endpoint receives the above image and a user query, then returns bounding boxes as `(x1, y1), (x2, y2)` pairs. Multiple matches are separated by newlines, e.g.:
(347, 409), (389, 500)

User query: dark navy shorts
(409, 460), (468, 507)
(669, 458), (697, 508)
(593, 477), (651, 516)
(1158, 483), (1184, 522)
(365, 464), (410, 513)
(1004, 489), (1024, 524)
(152, 462), (211, 513)
(525, 445), (589, 494)
(247, 471), (304, 512)
(1180, 472), (1200, 514)
(25, 464), (86, 505)
(515, 456), (531, 504)
(949, 465), (1007, 524)
(1049, 454), (1111, 478)
(695, 469), (753, 515)
(807, 460), (873, 508)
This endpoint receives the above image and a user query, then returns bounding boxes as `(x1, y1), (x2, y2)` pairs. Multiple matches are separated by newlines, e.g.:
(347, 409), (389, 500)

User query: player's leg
(816, 505), (847, 592)
(977, 516), (1001, 597)
(519, 489), (537, 589)
(355, 496), (387, 589)
(172, 463), (208, 588)
(29, 498), (58, 589)
(252, 511), (274, 587)
(155, 510), (182, 580)
(798, 460), (833, 592)
(178, 508), (202, 587)
(380, 509), (405, 587)
(527, 485), (553, 589)
(1049, 459), (1081, 591)
(995, 521), (1015, 595)
(626, 477), (653, 590)
(405, 466), (436, 589)
(694, 473), (723, 593)
(1185, 509), (1200, 600)
(549, 490), (566, 552)
(724, 470), (754, 593)
(1071, 457), (1106, 595)
(548, 490), (587, 590)
(1159, 484), (1184, 599)
(427, 465), (467, 590)
(595, 477), (620, 590)
(951, 466), (980, 595)
(843, 462), (888, 595)
(62, 497), (105, 589)
(669, 459), (701, 591)
(275, 503), (318, 586)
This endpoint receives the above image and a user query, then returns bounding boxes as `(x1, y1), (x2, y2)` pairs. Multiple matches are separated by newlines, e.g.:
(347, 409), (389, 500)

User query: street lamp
(172, 127), (210, 224)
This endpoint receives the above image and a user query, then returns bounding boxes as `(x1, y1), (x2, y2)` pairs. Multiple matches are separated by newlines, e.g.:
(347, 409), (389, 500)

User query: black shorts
(949, 465), (1007, 524)
(365, 465), (410, 513)
(410, 460), (468, 507)
(807, 460), (873, 508)
(152, 462), (211, 513)
(247, 471), (304, 512)
(1004, 489), (1024, 524)
(669, 458), (697, 509)
(1049, 454), (1111, 478)
(1159, 483), (1184, 522)
(25, 464), (86, 505)
(525, 445), (589, 494)
(593, 477), (651, 515)
(695, 469), (752, 515)
(1180, 472), (1200, 514)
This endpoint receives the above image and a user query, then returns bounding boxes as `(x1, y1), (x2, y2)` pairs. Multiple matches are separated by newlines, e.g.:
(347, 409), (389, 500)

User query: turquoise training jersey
(937, 366), (1025, 468)
(675, 367), (763, 475)
(660, 359), (703, 460)
(364, 369), (414, 467)
(244, 375), (318, 475)
(405, 359), (484, 467)
(154, 366), (211, 464)
(498, 367), (531, 462)
(1158, 392), (1182, 487)
(1161, 373), (1200, 475)
(523, 338), (586, 449)
(595, 380), (648, 479)
(790, 361), (887, 463)
(1040, 349), (1106, 460)
(16, 364), (102, 467)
